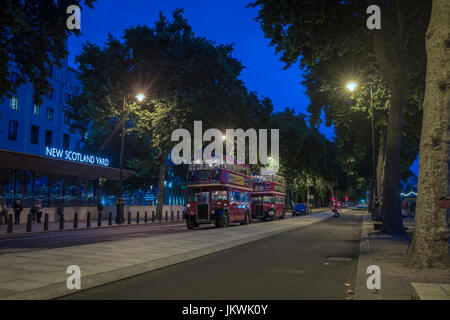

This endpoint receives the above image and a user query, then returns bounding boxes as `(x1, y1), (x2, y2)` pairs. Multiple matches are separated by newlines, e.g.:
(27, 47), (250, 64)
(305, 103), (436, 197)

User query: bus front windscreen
(263, 196), (274, 204)
(212, 191), (227, 201)
(251, 196), (262, 204)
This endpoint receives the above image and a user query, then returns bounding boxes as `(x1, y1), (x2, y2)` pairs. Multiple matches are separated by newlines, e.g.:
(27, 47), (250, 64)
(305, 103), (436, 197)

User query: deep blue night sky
(68, 0), (419, 175)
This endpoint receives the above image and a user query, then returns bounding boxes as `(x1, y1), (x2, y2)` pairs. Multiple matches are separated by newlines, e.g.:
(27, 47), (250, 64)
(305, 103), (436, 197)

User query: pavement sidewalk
(355, 212), (450, 300)
(0, 217), (181, 237)
(0, 211), (331, 300)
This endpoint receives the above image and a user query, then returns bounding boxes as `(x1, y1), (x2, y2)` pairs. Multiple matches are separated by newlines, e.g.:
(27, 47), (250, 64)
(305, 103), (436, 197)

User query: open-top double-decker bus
(185, 160), (253, 229)
(251, 173), (286, 221)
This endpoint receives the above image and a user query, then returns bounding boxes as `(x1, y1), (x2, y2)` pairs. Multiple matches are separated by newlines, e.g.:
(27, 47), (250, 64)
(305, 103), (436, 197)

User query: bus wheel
(186, 218), (197, 230)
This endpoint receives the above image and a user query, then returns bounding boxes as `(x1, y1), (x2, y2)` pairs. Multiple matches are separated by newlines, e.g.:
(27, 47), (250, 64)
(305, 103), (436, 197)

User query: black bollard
(128, 211), (131, 224)
(74, 212), (78, 229)
(26, 213), (32, 232)
(144, 211), (148, 223)
(171, 210), (174, 221)
(136, 211), (140, 224)
(152, 211), (155, 222)
(98, 211), (102, 227)
(59, 213), (64, 230)
(44, 214), (48, 231)
(165, 211), (168, 221)
(7, 214), (13, 233)
(87, 212), (91, 228)
(109, 212), (112, 226)
(177, 210), (180, 221)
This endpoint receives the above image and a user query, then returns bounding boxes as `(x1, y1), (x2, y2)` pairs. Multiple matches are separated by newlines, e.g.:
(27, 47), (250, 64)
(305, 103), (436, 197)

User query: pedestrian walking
(36, 200), (43, 223)
(97, 202), (104, 214)
(30, 200), (37, 222)
(1, 199), (9, 225)
(13, 199), (24, 224)
(57, 205), (64, 223)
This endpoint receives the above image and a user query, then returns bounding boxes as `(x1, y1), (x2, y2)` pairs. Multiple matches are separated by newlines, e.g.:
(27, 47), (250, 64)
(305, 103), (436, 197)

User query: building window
(65, 93), (72, 104)
(63, 134), (70, 150)
(45, 130), (53, 147)
(30, 125), (39, 145)
(33, 104), (40, 116)
(10, 96), (19, 110)
(46, 88), (54, 100)
(8, 120), (18, 141)
(48, 65), (53, 78)
(46, 108), (53, 121)
(64, 113), (70, 125)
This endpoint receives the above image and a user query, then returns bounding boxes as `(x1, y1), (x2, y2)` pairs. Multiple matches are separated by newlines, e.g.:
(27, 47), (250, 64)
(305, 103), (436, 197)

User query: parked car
(292, 203), (308, 216)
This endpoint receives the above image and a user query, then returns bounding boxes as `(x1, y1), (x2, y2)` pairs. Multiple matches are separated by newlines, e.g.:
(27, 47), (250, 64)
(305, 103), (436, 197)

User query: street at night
(61, 210), (362, 300)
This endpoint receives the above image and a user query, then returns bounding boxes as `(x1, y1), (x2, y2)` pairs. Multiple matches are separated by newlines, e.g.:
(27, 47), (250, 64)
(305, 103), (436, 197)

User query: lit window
(33, 104), (40, 116)
(46, 108), (53, 121)
(10, 96), (19, 110)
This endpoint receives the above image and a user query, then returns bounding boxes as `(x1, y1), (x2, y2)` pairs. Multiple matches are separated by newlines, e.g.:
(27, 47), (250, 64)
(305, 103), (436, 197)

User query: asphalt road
(0, 221), (187, 254)
(61, 209), (363, 300)
(0, 213), (292, 254)
(0, 212), (298, 255)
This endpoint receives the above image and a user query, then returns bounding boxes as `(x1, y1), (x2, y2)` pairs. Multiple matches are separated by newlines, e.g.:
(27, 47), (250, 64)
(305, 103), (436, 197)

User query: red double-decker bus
(185, 160), (253, 229)
(251, 174), (286, 221)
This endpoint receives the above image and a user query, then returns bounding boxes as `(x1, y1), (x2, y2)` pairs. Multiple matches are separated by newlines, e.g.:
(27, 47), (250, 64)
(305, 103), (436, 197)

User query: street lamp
(346, 81), (378, 215)
(116, 93), (146, 224)
(136, 93), (145, 102)
(346, 81), (358, 92)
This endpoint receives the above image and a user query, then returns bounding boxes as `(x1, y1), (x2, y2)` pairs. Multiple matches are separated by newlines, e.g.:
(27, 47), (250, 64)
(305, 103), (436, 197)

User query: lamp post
(116, 93), (145, 224)
(346, 82), (378, 211)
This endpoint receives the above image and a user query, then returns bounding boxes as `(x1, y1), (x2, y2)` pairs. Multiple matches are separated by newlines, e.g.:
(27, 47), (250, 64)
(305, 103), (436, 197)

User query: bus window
(235, 191), (240, 202)
(251, 196), (262, 204)
(245, 192), (249, 202)
(240, 192), (246, 202)
(263, 196), (274, 204)
(230, 191), (235, 202)
(188, 188), (201, 202)
(212, 190), (227, 201)
(201, 192), (210, 202)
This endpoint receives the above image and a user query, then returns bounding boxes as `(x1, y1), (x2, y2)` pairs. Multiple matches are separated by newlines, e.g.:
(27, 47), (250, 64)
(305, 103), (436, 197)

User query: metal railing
(0, 209), (185, 235)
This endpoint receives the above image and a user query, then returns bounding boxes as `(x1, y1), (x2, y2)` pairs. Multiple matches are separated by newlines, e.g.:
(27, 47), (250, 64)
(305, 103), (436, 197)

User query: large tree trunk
(156, 154), (168, 222)
(373, 28), (407, 234)
(381, 82), (406, 234)
(376, 140), (385, 198)
(408, 0), (449, 268)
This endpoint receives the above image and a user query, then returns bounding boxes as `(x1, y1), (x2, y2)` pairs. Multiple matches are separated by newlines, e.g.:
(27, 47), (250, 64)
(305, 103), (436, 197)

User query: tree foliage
(249, 0), (431, 233)
(0, 0), (96, 105)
